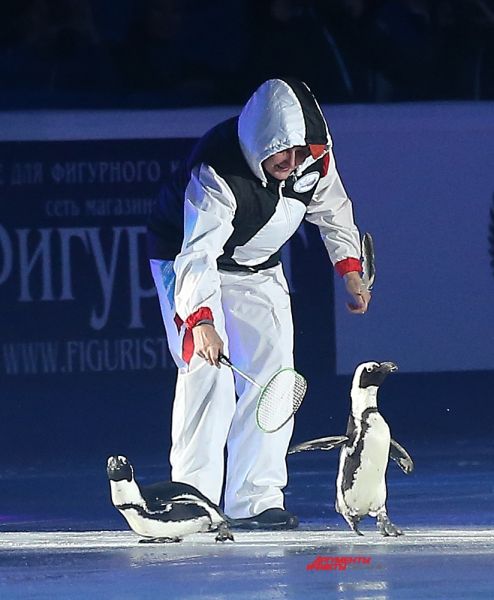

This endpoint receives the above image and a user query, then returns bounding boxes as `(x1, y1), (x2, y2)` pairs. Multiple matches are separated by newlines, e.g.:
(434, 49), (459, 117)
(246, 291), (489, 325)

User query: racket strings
(256, 369), (307, 433)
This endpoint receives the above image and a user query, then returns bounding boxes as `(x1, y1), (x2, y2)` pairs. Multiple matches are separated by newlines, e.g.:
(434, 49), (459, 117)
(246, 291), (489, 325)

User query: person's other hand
(343, 271), (371, 314)
(192, 324), (224, 366)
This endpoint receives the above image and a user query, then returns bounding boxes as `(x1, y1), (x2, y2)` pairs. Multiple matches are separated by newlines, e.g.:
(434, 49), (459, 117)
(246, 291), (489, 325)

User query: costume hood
(238, 78), (332, 183)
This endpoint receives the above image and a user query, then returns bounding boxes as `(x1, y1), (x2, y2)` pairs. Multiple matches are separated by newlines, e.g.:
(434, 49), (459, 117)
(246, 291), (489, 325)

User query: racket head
(255, 368), (307, 433)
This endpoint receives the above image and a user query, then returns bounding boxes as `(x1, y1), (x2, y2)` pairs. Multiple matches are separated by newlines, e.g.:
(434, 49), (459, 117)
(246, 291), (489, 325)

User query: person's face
(262, 146), (311, 180)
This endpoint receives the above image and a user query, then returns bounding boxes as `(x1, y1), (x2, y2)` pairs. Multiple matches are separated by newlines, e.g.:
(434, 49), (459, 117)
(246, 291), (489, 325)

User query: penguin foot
(215, 522), (235, 543)
(344, 515), (364, 536)
(138, 536), (183, 544)
(376, 514), (403, 537)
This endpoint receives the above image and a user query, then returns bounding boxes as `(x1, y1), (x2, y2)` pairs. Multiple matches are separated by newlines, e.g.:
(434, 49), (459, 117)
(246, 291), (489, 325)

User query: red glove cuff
(335, 257), (362, 277)
(185, 307), (214, 330)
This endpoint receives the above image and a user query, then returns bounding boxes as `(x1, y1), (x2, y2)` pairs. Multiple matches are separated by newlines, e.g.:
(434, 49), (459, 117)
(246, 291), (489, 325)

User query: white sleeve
(305, 149), (361, 266)
(173, 163), (236, 322)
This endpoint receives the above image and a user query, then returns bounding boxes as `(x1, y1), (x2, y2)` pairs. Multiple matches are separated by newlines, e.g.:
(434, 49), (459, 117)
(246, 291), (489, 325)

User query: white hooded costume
(147, 78), (362, 518)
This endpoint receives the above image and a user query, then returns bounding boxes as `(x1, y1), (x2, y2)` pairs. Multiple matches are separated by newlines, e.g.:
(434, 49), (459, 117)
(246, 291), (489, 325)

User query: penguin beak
(378, 362), (398, 373)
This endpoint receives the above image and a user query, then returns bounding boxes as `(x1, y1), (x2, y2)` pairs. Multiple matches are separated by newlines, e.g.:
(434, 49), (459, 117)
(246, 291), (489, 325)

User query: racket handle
(218, 354), (262, 389)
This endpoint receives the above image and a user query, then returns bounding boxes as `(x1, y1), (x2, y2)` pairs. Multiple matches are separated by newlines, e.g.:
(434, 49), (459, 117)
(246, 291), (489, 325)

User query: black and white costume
(147, 78), (362, 519)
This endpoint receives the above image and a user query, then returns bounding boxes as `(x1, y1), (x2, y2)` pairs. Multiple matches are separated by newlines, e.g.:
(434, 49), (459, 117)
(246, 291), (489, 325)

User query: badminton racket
(361, 232), (376, 291)
(218, 354), (307, 433)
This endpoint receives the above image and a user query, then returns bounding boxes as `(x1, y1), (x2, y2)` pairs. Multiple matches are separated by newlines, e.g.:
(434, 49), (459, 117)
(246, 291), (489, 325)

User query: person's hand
(343, 271), (371, 315)
(192, 323), (224, 367)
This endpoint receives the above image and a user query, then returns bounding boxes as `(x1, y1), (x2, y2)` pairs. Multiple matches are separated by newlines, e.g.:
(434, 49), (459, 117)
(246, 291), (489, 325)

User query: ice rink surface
(1, 437), (493, 599)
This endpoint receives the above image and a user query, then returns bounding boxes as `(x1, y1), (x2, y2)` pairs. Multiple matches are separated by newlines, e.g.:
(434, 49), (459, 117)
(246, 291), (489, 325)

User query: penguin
(289, 361), (414, 536)
(107, 456), (234, 543)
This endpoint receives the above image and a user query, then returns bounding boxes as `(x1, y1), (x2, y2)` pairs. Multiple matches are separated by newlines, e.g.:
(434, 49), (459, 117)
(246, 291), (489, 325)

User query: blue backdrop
(1, 104), (493, 469)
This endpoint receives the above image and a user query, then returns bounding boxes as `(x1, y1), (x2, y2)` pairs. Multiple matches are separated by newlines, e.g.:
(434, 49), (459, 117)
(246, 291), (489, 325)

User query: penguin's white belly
(340, 416), (390, 516)
(120, 508), (211, 538)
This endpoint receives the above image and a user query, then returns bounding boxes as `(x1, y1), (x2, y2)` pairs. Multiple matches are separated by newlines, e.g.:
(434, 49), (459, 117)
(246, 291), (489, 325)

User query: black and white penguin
(289, 361), (414, 536)
(107, 456), (234, 543)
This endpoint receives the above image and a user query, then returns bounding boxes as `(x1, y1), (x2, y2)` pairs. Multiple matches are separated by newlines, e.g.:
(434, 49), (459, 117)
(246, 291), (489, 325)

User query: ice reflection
(338, 580), (388, 599)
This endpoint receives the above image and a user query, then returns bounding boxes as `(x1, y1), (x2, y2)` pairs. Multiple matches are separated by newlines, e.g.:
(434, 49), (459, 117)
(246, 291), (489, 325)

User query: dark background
(0, 0), (493, 110)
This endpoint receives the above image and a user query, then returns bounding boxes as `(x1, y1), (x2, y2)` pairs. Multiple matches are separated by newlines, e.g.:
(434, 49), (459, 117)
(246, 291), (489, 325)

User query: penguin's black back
(140, 481), (222, 514)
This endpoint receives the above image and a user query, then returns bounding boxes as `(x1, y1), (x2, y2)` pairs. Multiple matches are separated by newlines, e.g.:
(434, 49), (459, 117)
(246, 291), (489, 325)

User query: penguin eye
(365, 366), (373, 372)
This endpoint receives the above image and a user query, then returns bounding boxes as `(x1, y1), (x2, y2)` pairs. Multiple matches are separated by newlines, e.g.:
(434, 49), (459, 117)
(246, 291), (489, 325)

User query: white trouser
(150, 259), (295, 518)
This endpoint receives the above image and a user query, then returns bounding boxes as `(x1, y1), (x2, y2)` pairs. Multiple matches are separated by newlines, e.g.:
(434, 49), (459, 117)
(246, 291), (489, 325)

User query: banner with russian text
(0, 137), (335, 461)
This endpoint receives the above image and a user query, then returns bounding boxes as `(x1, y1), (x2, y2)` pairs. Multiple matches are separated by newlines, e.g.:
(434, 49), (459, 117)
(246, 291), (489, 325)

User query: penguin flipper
(389, 439), (414, 474)
(288, 436), (348, 454)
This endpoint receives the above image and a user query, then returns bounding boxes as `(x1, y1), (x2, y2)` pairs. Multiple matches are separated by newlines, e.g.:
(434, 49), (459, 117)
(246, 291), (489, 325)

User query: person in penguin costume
(107, 456), (234, 543)
(289, 361), (414, 536)
(146, 77), (371, 530)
